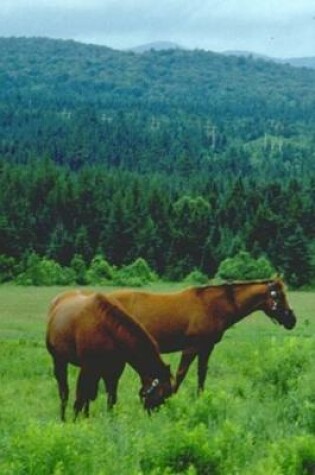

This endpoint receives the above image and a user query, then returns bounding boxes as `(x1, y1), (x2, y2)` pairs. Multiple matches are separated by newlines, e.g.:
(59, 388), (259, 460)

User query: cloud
(0, 0), (314, 57)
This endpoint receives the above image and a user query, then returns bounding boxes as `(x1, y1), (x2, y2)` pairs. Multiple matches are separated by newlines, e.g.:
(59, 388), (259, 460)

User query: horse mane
(194, 277), (284, 303)
(93, 293), (161, 358)
(195, 277), (283, 292)
(193, 277), (285, 318)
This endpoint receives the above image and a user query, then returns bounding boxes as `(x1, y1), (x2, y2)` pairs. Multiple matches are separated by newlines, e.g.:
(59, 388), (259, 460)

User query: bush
(215, 251), (275, 281)
(70, 254), (88, 285)
(0, 254), (19, 283)
(113, 257), (158, 287)
(251, 435), (315, 475)
(250, 337), (312, 397)
(1, 422), (98, 475)
(86, 255), (114, 284)
(184, 269), (209, 285)
(16, 253), (75, 286)
(140, 423), (219, 474)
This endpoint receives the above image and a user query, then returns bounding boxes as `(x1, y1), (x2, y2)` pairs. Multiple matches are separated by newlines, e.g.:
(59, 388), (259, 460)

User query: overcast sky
(1, 0), (314, 58)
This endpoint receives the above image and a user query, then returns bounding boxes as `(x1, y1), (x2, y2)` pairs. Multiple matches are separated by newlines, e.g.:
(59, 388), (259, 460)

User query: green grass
(0, 284), (314, 474)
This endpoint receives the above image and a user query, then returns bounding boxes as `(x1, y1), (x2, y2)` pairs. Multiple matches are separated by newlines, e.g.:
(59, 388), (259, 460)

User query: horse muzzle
(282, 309), (297, 330)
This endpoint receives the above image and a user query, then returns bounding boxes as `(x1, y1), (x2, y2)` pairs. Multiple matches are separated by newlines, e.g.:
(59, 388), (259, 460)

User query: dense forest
(0, 37), (314, 286)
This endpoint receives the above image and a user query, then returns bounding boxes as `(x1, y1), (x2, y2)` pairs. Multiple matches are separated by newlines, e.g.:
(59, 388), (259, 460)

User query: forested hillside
(0, 37), (314, 286)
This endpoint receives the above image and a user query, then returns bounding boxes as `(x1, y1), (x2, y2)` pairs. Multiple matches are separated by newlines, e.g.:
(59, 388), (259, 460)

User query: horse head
(139, 364), (174, 412)
(262, 280), (297, 330)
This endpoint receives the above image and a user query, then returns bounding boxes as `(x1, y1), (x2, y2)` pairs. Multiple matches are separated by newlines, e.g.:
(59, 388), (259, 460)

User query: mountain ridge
(222, 49), (315, 69)
(0, 35), (314, 175)
(125, 40), (315, 69)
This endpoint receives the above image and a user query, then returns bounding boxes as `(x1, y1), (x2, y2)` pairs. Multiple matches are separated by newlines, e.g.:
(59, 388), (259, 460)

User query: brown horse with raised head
(109, 278), (297, 392)
(46, 291), (173, 421)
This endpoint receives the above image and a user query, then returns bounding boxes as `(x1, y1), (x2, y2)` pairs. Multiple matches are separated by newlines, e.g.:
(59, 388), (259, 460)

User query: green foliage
(15, 253), (74, 286)
(1, 422), (95, 475)
(113, 257), (157, 287)
(11, 254), (157, 287)
(252, 435), (315, 475)
(86, 254), (114, 284)
(140, 423), (219, 474)
(0, 286), (314, 475)
(215, 251), (275, 281)
(0, 37), (314, 287)
(184, 269), (209, 284)
(279, 225), (313, 288)
(70, 254), (88, 285)
(244, 337), (312, 396)
(0, 254), (18, 283)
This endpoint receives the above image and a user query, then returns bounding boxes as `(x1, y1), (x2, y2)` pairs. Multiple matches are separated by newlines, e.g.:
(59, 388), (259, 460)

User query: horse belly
(142, 322), (191, 353)
(157, 334), (189, 353)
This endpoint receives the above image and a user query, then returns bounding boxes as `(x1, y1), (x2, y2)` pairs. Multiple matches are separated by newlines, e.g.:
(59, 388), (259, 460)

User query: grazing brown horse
(109, 278), (297, 392)
(46, 291), (173, 421)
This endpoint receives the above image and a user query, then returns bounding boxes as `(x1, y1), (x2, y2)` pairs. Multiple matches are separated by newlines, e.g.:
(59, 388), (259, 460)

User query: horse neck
(126, 346), (171, 391)
(118, 323), (167, 381)
(230, 282), (269, 323)
(96, 294), (166, 380)
(126, 338), (166, 381)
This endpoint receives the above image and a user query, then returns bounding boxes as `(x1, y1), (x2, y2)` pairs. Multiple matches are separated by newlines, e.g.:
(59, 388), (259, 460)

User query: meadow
(0, 284), (314, 475)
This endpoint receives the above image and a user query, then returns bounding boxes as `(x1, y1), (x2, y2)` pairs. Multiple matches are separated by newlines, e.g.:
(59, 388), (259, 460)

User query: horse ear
(272, 272), (283, 283)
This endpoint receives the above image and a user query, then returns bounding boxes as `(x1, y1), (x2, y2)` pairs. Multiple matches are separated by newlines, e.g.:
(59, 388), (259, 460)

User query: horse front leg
(104, 377), (119, 411)
(174, 348), (197, 393)
(197, 344), (215, 393)
(103, 361), (125, 411)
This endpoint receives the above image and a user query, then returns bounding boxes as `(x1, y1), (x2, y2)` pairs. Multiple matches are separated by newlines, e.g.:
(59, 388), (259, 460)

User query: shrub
(86, 255), (114, 284)
(16, 253), (75, 286)
(0, 254), (19, 283)
(1, 422), (97, 475)
(248, 337), (311, 397)
(184, 269), (209, 285)
(140, 423), (219, 474)
(70, 254), (88, 285)
(251, 435), (315, 475)
(113, 257), (158, 287)
(215, 251), (275, 281)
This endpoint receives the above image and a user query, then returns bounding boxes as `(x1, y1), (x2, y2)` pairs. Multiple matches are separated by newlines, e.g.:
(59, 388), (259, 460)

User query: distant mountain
(280, 57), (315, 69)
(1, 36), (314, 130)
(129, 41), (183, 53)
(223, 50), (315, 70)
(223, 50), (272, 61)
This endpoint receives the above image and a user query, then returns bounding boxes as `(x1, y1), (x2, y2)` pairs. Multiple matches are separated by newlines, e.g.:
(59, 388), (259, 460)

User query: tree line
(0, 160), (313, 287)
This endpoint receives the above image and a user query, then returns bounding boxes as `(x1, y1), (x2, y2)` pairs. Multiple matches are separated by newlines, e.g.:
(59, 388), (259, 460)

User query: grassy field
(0, 284), (314, 474)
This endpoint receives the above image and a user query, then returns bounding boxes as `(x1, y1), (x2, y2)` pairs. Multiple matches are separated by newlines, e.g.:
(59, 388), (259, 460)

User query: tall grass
(0, 285), (314, 474)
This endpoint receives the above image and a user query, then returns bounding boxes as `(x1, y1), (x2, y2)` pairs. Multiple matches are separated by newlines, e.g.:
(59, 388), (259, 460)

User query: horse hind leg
(74, 368), (100, 420)
(53, 357), (69, 422)
(83, 376), (100, 417)
(73, 368), (90, 421)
